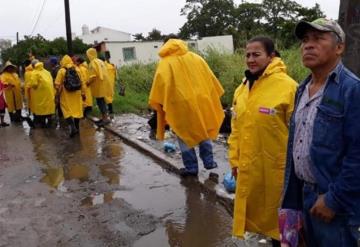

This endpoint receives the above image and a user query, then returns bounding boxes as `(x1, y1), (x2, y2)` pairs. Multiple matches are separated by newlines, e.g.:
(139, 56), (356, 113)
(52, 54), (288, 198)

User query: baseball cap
(295, 18), (345, 43)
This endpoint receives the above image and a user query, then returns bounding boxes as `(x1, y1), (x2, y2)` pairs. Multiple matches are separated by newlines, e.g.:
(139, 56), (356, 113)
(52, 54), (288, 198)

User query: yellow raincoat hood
(34, 62), (44, 71)
(25, 64), (33, 72)
(86, 48), (97, 61)
(158, 39), (188, 57)
(86, 48), (104, 81)
(60, 55), (74, 69)
(149, 39), (224, 147)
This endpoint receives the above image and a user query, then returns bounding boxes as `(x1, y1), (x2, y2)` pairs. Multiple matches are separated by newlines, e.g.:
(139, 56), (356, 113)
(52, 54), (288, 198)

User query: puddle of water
(28, 119), (234, 246)
(81, 190), (123, 206)
(99, 163), (120, 185)
(65, 164), (89, 182)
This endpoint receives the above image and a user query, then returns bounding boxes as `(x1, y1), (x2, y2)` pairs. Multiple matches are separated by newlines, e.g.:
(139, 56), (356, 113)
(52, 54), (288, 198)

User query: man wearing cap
(281, 18), (360, 246)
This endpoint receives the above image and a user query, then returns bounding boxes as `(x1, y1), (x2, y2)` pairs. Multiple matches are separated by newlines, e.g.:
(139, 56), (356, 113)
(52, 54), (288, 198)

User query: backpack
(64, 67), (81, 91)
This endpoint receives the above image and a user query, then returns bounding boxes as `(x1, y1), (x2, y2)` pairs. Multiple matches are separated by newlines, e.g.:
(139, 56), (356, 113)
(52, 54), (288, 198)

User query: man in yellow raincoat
(104, 59), (116, 115)
(73, 56), (93, 117)
(55, 55), (85, 137)
(149, 38), (224, 176)
(28, 61), (55, 128)
(86, 48), (112, 125)
(0, 61), (23, 122)
(228, 37), (297, 245)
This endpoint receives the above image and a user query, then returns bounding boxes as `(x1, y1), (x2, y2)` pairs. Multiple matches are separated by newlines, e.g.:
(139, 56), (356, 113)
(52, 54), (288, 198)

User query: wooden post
(339, 0), (360, 76)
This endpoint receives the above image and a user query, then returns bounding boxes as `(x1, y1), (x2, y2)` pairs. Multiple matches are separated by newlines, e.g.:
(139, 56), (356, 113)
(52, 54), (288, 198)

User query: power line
(30, 0), (47, 36)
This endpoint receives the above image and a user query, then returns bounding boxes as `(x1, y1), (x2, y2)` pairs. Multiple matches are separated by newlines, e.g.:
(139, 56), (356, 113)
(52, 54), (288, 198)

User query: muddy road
(0, 120), (237, 247)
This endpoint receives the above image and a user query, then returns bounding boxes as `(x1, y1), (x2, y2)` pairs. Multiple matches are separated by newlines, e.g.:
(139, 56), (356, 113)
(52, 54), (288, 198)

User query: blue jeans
(177, 138), (215, 173)
(303, 184), (360, 247)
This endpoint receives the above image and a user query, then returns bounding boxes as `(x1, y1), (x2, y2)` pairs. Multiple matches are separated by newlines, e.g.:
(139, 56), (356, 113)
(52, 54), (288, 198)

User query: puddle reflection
(81, 191), (123, 206)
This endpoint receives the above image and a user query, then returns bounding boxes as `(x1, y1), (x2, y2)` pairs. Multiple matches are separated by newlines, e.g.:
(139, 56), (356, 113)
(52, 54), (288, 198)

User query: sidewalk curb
(88, 116), (234, 215)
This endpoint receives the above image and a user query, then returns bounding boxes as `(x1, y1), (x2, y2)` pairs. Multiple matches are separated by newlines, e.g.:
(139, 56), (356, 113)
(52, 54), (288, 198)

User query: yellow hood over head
(86, 48), (97, 61)
(158, 39), (188, 58)
(60, 55), (74, 69)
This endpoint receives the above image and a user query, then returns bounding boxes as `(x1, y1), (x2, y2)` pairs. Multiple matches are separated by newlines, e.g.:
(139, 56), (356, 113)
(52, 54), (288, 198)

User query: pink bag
(0, 81), (7, 110)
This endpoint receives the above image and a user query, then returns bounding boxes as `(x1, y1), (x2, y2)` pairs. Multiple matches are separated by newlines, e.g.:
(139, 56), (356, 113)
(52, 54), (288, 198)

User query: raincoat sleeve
(148, 61), (170, 141)
(0, 73), (11, 86)
(227, 87), (242, 169)
(285, 85), (297, 125)
(29, 72), (39, 89)
(55, 68), (65, 90)
(76, 67), (86, 95)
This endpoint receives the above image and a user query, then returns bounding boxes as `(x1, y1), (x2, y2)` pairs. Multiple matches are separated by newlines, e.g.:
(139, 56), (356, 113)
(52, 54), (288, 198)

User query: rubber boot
(9, 112), (15, 122)
(74, 118), (80, 134)
(66, 118), (77, 137)
(15, 110), (22, 122)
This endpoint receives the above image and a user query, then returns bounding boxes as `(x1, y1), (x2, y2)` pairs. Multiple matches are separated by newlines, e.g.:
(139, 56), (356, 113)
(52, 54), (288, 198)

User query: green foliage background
(112, 47), (308, 114)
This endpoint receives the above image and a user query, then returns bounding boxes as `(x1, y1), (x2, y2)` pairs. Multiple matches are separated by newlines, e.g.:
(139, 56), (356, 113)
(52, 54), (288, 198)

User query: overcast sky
(0, 0), (340, 42)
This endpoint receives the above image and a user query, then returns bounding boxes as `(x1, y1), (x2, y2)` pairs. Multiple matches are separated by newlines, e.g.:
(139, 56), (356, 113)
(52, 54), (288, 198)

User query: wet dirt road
(0, 120), (236, 247)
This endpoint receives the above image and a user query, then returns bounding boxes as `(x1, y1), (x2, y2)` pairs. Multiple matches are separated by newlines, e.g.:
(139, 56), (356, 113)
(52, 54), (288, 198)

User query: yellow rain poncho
(24, 64), (34, 111)
(55, 55), (85, 119)
(77, 62), (93, 108)
(28, 62), (55, 115)
(149, 39), (224, 147)
(0, 66), (23, 113)
(86, 48), (112, 98)
(105, 61), (116, 104)
(228, 57), (297, 240)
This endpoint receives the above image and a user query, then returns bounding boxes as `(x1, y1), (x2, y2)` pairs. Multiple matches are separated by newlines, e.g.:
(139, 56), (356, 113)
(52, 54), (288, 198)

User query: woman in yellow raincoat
(28, 62), (55, 128)
(104, 60), (116, 115)
(73, 56), (93, 117)
(86, 48), (112, 125)
(55, 55), (85, 137)
(228, 37), (297, 245)
(0, 61), (23, 122)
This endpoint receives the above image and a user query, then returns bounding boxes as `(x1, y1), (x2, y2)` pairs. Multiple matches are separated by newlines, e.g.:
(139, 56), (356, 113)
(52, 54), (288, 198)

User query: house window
(123, 47), (136, 61)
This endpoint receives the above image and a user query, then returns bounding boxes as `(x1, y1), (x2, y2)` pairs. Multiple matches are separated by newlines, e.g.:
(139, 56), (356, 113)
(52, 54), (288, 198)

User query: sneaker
(179, 168), (198, 177)
(204, 162), (218, 170)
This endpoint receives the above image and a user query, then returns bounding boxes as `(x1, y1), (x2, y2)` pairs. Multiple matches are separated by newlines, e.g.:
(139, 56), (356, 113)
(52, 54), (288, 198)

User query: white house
(78, 25), (131, 45)
(94, 35), (234, 67)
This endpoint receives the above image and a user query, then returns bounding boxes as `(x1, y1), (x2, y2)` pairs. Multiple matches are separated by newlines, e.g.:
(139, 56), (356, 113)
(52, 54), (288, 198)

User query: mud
(0, 119), (244, 246)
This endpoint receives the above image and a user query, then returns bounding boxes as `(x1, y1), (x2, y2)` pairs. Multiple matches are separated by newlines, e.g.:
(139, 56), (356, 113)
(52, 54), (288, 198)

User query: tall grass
(111, 47), (309, 114)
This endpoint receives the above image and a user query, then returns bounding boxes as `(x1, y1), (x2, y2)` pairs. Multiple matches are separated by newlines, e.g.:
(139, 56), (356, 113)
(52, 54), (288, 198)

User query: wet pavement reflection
(16, 119), (236, 246)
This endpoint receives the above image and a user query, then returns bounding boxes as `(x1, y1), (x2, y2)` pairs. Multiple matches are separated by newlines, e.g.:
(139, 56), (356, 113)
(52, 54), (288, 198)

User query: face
(245, 41), (273, 74)
(300, 29), (344, 69)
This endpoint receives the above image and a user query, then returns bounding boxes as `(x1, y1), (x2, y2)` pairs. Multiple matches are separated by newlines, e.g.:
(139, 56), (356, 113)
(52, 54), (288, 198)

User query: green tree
(147, 28), (163, 41)
(234, 2), (265, 45)
(179, 0), (236, 38)
(133, 33), (146, 41)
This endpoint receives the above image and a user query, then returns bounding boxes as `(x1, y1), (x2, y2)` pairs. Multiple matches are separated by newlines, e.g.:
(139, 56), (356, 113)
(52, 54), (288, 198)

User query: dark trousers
(302, 184), (360, 246)
(96, 97), (107, 114)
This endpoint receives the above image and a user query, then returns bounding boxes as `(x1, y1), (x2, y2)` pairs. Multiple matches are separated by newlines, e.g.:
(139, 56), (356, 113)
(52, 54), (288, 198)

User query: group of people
(0, 47), (117, 137)
(149, 18), (360, 246)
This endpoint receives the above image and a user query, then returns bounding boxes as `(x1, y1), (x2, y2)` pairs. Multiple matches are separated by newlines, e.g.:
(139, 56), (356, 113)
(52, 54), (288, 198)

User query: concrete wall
(105, 41), (163, 66)
(79, 27), (131, 45)
(102, 35), (234, 67)
(197, 35), (234, 54)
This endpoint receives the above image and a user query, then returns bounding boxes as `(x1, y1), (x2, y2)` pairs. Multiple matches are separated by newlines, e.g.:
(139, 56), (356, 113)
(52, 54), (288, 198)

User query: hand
(310, 194), (335, 223)
(232, 167), (238, 178)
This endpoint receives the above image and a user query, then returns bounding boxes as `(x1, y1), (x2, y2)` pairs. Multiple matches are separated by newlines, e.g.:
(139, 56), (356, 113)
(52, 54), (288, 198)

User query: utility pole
(64, 0), (73, 55)
(16, 32), (19, 44)
(339, 0), (360, 77)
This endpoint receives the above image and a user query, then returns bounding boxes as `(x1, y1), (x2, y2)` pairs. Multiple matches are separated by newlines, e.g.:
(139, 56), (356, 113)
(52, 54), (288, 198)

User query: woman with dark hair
(228, 36), (297, 246)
